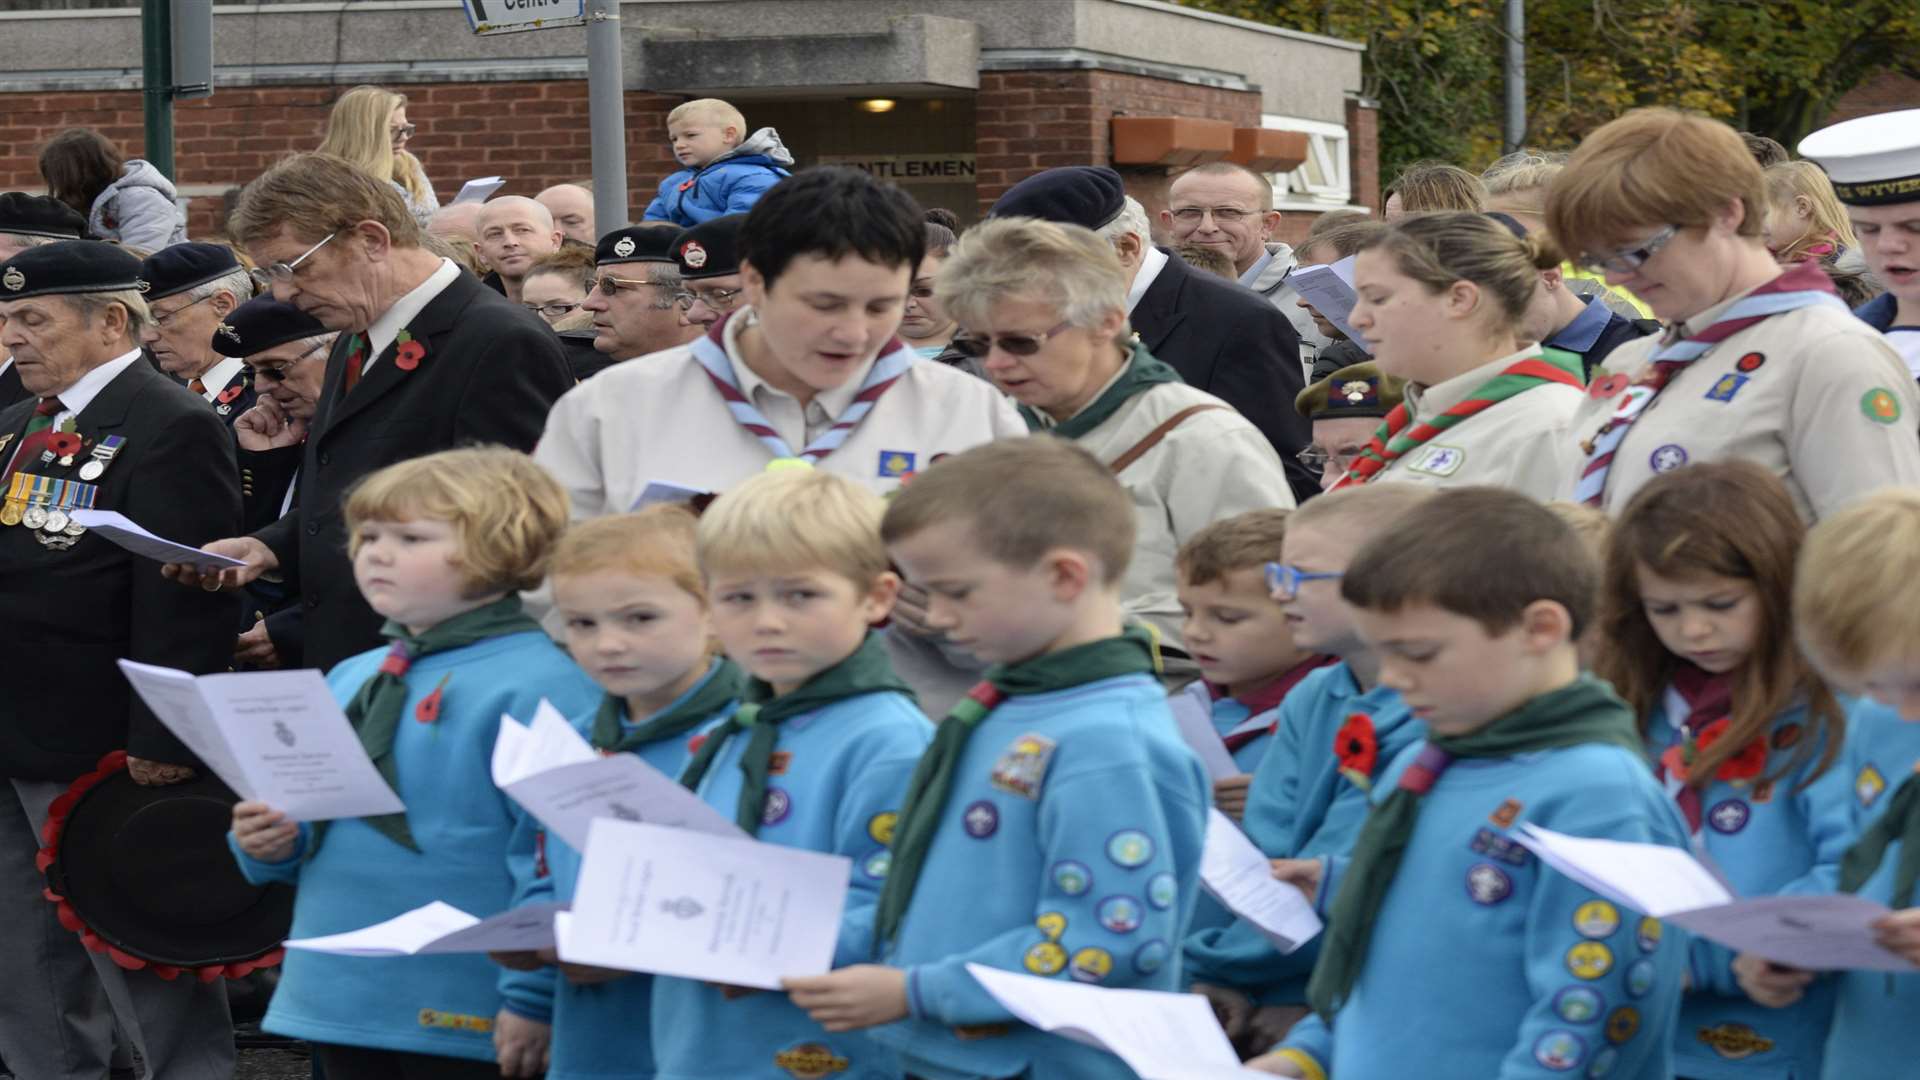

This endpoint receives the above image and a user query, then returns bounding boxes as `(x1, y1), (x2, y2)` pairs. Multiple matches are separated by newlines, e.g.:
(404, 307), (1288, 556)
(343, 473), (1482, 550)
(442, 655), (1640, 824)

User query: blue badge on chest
(1707, 799), (1750, 834)
(878, 450), (916, 478)
(1704, 373), (1749, 402)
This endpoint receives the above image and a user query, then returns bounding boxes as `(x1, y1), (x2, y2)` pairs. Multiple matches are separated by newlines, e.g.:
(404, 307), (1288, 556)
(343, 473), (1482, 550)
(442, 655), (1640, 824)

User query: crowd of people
(3, 80), (1920, 1080)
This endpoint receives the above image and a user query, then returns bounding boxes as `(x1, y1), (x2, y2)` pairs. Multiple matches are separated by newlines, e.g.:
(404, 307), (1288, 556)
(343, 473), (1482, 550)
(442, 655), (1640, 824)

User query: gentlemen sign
(460, 0), (586, 34)
(818, 154), (977, 184)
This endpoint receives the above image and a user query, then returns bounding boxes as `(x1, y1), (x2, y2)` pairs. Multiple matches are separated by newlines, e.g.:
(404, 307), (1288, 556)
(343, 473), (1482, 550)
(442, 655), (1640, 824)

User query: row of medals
(3, 445), (116, 550)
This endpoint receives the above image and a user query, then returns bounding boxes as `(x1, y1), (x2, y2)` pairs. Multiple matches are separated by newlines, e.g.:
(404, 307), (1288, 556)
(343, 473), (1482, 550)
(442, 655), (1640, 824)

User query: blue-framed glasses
(1265, 562), (1344, 599)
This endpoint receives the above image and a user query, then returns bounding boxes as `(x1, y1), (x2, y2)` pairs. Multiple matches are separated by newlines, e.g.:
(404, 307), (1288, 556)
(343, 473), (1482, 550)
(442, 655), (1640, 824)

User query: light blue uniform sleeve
(497, 804), (558, 1022)
(1238, 689), (1313, 849)
(227, 823), (310, 886)
(908, 765), (1201, 1025)
(833, 750), (923, 968)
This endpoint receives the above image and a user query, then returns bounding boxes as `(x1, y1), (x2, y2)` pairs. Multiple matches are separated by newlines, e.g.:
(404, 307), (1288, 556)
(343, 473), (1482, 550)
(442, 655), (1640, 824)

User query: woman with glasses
(318, 85), (439, 229)
(1548, 108), (1920, 521)
(523, 245), (609, 381)
(901, 219), (978, 373)
(936, 215), (1294, 658)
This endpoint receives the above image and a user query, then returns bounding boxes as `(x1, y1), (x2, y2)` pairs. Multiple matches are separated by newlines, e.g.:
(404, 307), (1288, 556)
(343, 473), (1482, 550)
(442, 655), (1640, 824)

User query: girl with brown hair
(37, 127), (186, 249)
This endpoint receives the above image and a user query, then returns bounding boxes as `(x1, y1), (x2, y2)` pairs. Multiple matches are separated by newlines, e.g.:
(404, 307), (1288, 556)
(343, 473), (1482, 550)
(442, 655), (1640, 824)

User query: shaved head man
(536, 182), (596, 245)
(477, 195), (564, 302)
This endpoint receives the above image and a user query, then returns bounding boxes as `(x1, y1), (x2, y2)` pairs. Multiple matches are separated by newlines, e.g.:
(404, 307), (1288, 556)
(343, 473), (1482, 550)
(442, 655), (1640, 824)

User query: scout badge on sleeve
(989, 733), (1057, 799)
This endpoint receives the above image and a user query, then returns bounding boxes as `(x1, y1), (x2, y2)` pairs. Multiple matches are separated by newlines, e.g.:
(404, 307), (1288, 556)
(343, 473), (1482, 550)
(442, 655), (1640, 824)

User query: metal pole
(1502, 0), (1526, 155)
(141, 0), (176, 179)
(586, 0), (629, 231)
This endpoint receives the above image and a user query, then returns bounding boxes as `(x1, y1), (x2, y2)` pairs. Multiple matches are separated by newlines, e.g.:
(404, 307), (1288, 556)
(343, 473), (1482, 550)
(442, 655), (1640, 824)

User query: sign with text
(818, 154), (977, 185)
(460, 0), (585, 35)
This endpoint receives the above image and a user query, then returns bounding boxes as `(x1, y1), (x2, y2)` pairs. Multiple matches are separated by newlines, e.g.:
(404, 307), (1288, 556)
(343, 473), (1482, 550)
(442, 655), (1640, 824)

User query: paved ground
(236, 1045), (313, 1080)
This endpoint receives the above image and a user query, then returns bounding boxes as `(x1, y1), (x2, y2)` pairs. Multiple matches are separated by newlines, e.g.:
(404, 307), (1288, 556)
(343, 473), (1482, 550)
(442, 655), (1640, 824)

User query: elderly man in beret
(0, 240), (239, 1079)
(990, 166), (1316, 501)
(673, 213), (749, 329)
(137, 242), (258, 428)
(582, 223), (699, 362)
(1293, 360), (1407, 491)
(0, 192), (89, 407)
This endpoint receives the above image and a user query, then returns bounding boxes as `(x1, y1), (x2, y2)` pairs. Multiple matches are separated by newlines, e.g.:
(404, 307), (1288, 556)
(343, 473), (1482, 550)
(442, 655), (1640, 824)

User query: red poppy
(394, 340), (426, 371)
(47, 432), (82, 457)
(687, 732), (708, 755)
(217, 384), (245, 404)
(1587, 373), (1629, 400)
(414, 674), (451, 724)
(1335, 712), (1378, 779)
(1664, 717), (1768, 784)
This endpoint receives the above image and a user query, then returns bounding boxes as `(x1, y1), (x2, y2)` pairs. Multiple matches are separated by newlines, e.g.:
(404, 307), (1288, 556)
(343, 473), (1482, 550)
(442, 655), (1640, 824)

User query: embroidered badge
(772, 1042), (850, 1079)
(867, 812), (897, 845)
(1697, 1023), (1776, 1060)
(1704, 373), (1748, 402)
(1707, 799), (1750, 834)
(1146, 872), (1177, 910)
(1466, 862), (1512, 905)
(679, 239), (709, 269)
(1490, 798), (1524, 829)
(1862, 387), (1903, 424)
(613, 236), (637, 258)
(1132, 938), (1169, 974)
(1635, 917), (1662, 954)
(1552, 986), (1603, 1024)
(417, 1008), (492, 1032)
(1340, 379), (1374, 404)
(1648, 444), (1688, 473)
(861, 850), (890, 881)
(1097, 895), (1143, 934)
(962, 800), (999, 839)
(1857, 764), (1887, 807)
(1035, 912), (1067, 942)
(990, 733), (1056, 799)
(1069, 946), (1113, 983)
(1736, 351), (1766, 373)
(1024, 941), (1067, 975)
(1565, 942), (1614, 980)
(1605, 1006), (1640, 1045)
(1586, 1046), (1619, 1077)
(1469, 827), (1532, 867)
(1573, 900), (1620, 940)
(761, 787), (792, 826)
(1406, 444), (1466, 477)
(1625, 959), (1656, 999)
(1051, 860), (1092, 896)
(1105, 829), (1154, 869)
(1532, 1030), (1586, 1071)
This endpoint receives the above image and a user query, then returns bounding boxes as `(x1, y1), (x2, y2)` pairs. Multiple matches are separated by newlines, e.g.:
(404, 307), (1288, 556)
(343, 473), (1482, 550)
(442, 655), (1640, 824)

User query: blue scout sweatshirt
(1280, 738), (1692, 1080)
(1645, 694), (1854, 1079)
(1822, 698), (1920, 1078)
(1183, 661), (1422, 1002)
(864, 672), (1212, 1080)
(641, 127), (795, 227)
(230, 631), (600, 1061)
(646, 681), (930, 1080)
(521, 664), (742, 1080)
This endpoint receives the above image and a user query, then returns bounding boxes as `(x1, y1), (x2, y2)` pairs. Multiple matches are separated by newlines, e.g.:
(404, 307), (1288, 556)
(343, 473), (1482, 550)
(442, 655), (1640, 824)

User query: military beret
(0, 240), (142, 301)
(1799, 108), (1920, 206)
(0, 192), (86, 241)
(595, 224), (683, 266)
(139, 242), (245, 302)
(989, 166), (1127, 230)
(211, 297), (330, 359)
(1295, 361), (1406, 421)
(675, 213), (745, 280)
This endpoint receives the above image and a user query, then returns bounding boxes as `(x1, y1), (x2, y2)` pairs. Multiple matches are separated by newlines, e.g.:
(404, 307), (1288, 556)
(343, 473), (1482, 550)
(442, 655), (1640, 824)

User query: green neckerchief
(1020, 340), (1184, 440)
(1840, 775), (1920, 909)
(319, 596), (540, 854)
(677, 632), (914, 835)
(1306, 675), (1644, 1019)
(872, 626), (1161, 951)
(589, 657), (746, 754)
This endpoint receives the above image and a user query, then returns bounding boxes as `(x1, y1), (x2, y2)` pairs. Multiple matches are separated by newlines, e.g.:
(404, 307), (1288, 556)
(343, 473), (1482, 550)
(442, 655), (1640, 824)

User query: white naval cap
(1798, 108), (1920, 206)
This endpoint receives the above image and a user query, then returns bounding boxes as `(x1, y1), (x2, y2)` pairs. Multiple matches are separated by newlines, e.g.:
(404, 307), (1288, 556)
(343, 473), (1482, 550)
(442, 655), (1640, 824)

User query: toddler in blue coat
(642, 97), (794, 227)
(1251, 487), (1690, 1080)
(228, 447), (600, 1079)
(784, 437), (1212, 1080)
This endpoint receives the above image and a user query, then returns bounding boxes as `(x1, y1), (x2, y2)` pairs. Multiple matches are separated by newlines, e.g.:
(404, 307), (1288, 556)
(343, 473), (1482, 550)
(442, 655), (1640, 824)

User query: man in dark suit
(991, 166), (1316, 499)
(136, 243), (259, 428)
(0, 241), (239, 1079)
(167, 153), (575, 672)
(0, 193), (90, 410)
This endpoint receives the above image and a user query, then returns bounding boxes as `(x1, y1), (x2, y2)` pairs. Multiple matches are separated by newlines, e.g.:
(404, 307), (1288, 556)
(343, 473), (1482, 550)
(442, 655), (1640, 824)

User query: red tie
(339, 334), (368, 397)
(188, 377), (207, 395)
(4, 397), (66, 482)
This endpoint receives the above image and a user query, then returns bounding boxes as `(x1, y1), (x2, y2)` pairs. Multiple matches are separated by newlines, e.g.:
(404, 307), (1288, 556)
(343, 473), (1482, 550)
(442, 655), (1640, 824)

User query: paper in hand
(1288, 256), (1366, 349)
(451, 176), (506, 205)
(631, 480), (715, 512)
(70, 509), (246, 570)
(284, 900), (563, 957)
(1200, 809), (1322, 952)
(1169, 683), (1241, 782)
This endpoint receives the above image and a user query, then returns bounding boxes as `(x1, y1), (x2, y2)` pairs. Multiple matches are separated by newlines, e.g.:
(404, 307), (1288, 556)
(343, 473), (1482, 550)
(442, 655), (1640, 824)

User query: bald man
(536, 182), (596, 245)
(427, 201), (484, 241)
(476, 196), (564, 302)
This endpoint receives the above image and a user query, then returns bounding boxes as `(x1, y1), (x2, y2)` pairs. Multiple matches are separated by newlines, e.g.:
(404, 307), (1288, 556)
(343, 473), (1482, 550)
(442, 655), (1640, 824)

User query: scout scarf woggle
(1021, 340), (1183, 439)
(590, 657), (747, 754)
(872, 626), (1161, 950)
(692, 311), (915, 463)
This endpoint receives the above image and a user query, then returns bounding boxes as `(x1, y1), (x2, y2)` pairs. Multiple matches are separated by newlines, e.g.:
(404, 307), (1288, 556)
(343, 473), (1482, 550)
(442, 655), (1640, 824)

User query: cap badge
(2, 267), (23, 292)
(216, 323), (242, 344)
(136, 278), (151, 294)
(612, 236), (637, 258)
(681, 240), (708, 269)
(1341, 380), (1372, 403)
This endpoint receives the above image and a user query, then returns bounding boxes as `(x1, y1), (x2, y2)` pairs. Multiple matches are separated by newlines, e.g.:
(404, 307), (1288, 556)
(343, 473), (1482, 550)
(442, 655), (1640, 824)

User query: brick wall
(1345, 96), (1379, 214)
(1827, 70), (1920, 124)
(0, 80), (683, 238)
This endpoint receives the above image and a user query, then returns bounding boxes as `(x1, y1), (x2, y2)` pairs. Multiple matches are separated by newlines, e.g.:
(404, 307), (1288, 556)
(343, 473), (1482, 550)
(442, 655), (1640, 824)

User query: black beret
(674, 213), (745, 280)
(989, 166), (1127, 230)
(211, 297), (330, 359)
(139, 242), (244, 302)
(0, 192), (86, 240)
(596, 224), (683, 265)
(0, 240), (142, 301)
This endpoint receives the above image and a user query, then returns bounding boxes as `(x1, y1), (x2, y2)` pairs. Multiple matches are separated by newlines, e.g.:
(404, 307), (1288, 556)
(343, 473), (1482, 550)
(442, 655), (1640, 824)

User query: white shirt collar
(51, 348), (142, 418)
(364, 258), (461, 371)
(195, 355), (246, 402)
(723, 306), (874, 421)
(1125, 246), (1170, 314)
(0, 355), (11, 380)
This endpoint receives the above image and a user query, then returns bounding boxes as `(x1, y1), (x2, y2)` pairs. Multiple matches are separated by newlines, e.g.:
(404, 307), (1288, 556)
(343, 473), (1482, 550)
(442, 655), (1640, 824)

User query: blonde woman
(318, 85), (439, 228)
(1764, 160), (1859, 266)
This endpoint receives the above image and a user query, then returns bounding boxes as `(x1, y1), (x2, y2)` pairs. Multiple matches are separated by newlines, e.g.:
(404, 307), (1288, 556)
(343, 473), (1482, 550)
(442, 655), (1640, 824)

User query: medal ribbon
(690, 312), (915, 463)
(3, 397), (65, 482)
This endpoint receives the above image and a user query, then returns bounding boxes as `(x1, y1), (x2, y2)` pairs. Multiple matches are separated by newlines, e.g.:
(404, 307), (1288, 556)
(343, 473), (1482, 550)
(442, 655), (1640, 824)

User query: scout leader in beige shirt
(1559, 279), (1920, 522)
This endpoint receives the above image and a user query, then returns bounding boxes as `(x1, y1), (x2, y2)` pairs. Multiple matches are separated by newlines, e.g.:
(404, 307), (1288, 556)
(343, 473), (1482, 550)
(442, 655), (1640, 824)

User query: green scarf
(872, 626), (1160, 951)
(323, 596), (540, 854)
(1306, 676), (1644, 1019)
(1021, 340), (1184, 440)
(677, 632), (914, 835)
(589, 657), (746, 754)
(1839, 775), (1920, 909)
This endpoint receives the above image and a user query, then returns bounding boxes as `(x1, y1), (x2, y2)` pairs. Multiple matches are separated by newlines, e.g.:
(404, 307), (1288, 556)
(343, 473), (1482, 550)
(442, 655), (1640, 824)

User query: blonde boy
(647, 467), (930, 1080)
(784, 438), (1211, 1080)
(642, 97), (794, 227)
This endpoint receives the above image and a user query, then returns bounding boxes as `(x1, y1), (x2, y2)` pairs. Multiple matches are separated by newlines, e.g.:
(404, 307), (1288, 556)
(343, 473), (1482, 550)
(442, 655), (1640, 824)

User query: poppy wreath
(394, 329), (426, 371)
(1335, 712), (1379, 790)
(35, 751), (285, 982)
(1659, 717), (1768, 785)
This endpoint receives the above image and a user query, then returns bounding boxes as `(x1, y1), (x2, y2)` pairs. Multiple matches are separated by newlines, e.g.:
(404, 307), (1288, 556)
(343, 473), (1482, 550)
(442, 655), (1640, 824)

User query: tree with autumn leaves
(1176, 0), (1920, 181)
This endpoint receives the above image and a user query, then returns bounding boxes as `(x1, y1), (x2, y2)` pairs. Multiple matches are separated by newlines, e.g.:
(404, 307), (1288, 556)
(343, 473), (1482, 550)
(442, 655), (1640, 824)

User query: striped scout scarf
(1332, 348), (1585, 489)
(691, 310), (916, 463)
(1573, 260), (1847, 506)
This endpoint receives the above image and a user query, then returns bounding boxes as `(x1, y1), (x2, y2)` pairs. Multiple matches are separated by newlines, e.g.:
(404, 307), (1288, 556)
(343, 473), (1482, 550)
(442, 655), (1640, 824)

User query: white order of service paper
(1168, 683), (1242, 782)
(1200, 809), (1323, 952)
(285, 900), (564, 957)
(70, 509), (247, 570)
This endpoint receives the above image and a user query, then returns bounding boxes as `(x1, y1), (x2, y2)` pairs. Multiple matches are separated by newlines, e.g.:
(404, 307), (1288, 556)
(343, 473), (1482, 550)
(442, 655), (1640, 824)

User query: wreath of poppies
(1659, 717), (1768, 785)
(1335, 712), (1379, 789)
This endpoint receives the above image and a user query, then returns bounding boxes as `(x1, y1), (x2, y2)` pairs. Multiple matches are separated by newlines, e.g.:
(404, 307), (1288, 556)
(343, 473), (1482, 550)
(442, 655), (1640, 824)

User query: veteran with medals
(136, 243), (259, 429)
(0, 240), (241, 1079)
(0, 192), (89, 409)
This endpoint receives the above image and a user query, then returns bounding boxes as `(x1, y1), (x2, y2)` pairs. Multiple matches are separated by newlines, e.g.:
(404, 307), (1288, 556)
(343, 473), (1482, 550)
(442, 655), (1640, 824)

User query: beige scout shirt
(1556, 296), (1920, 521)
(1067, 381), (1297, 648)
(534, 311), (1027, 517)
(1372, 347), (1586, 502)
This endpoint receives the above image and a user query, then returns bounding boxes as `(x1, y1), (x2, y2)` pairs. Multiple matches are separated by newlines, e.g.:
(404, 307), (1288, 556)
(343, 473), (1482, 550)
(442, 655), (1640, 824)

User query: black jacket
(0, 360), (242, 781)
(1575, 314), (1662, 380)
(1131, 250), (1315, 500)
(206, 363), (260, 431)
(252, 270), (573, 672)
(0, 358), (24, 410)
(561, 330), (615, 381)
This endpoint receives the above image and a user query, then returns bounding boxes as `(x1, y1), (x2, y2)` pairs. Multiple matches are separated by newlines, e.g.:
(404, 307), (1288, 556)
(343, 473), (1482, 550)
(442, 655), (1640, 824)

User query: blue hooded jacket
(642, 127), (794, 227)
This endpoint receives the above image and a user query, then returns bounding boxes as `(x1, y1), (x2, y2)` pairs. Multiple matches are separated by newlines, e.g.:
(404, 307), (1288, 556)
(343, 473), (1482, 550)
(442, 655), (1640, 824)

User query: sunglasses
(249, 231), (337, 290)
(251, 340), (329, 382)
(1578, 225), (1679, 274)
(949, 320), (1074, 358)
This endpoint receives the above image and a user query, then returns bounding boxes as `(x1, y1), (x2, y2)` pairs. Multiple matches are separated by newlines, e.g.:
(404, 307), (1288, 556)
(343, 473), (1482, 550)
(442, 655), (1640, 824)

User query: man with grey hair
(0, 239), (241, 1080)
(0, 192), (88, 407)
(137, 243), (258, 429)
(477, 194), (564, 303)
(991, 165), (1316, 500)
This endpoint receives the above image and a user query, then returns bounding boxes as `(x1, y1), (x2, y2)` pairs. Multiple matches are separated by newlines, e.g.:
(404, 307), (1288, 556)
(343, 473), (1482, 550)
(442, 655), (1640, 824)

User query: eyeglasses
(249, 231), (337, 290)
(1264, 562), (1344, 600)
(1578, 225), (1679, 274)
(1169, 206), (1258, 225)
(522, 300), (581, 319)
(949, 321), (1074, 358)
(589, 274), (683, 311)
(389, 123), (417, 142)
(1295, 445), (1366, 472)
(684, 286), (744, 313)
(250, 340), (329, 383)
(149, 291), (219, 329)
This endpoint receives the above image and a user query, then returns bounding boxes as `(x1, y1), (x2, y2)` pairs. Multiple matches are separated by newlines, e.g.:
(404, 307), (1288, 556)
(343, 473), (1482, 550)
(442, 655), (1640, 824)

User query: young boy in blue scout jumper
(1184, 484), (1431, 1048)
(229, 448), (599, 1079)
(647, 466), (930, 1080)
(1250, 488), (1690, 1080)
(783, 437), (1212, 1080)
(1740, 490), (1920, 1076)
(493, 508), (745, 1080)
